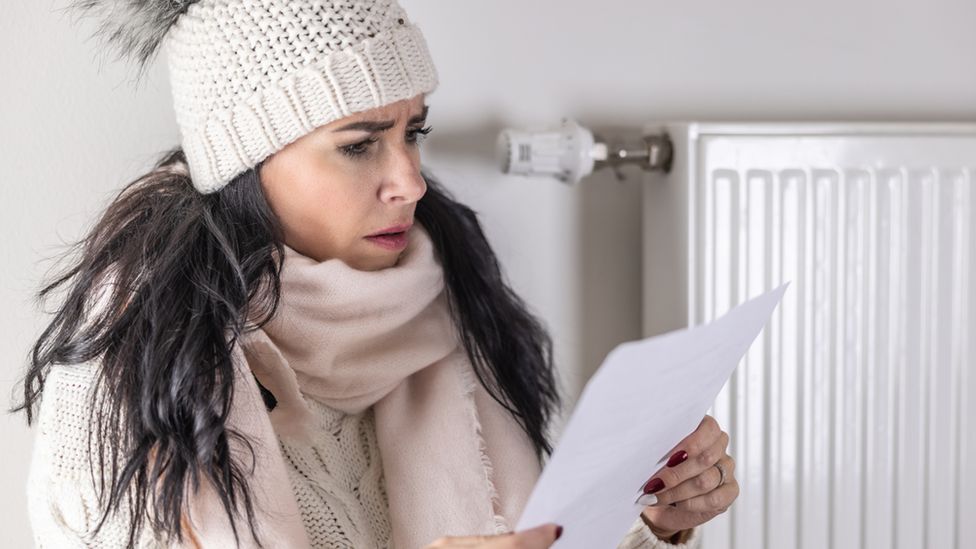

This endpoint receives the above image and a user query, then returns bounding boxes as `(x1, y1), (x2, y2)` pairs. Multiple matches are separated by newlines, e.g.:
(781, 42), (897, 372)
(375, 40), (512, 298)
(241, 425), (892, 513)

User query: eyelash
(339, 125), (433, 158)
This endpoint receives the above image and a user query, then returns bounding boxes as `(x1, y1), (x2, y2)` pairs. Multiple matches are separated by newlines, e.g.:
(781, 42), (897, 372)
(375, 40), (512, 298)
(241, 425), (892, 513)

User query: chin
(351, 253), (400, 272)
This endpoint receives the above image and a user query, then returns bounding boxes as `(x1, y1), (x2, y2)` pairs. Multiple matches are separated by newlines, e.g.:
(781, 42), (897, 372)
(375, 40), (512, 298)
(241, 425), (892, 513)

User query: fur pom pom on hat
(65, 0), (439, 194)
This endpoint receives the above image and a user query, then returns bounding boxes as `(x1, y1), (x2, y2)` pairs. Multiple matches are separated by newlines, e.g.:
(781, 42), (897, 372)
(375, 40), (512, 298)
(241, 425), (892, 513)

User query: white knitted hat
(67, 0), (439, 194)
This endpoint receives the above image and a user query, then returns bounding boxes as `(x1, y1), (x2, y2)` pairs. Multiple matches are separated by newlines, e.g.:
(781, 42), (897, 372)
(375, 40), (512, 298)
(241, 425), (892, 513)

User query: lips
(367, 222), (413, 237)
(365, 230), (409, 251)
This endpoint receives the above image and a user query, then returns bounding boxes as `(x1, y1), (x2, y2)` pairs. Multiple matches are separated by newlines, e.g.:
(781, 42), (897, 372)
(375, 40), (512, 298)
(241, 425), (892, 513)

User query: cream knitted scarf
(233, 221), (542, 549)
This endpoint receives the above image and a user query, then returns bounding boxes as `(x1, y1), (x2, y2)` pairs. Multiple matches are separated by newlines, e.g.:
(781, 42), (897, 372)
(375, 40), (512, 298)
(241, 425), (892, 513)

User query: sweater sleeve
(25, 362), (171, 548)
(617, 515), (702, 549)
(25, 349), (311, 549)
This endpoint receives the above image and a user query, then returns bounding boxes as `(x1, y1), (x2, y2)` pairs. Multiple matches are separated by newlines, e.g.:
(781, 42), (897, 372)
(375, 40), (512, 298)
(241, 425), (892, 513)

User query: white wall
(3, 0), (974, 545)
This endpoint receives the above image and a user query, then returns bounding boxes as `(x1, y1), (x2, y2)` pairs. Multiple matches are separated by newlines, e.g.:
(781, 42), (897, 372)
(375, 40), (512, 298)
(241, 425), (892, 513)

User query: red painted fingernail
(667, 450), (688, 467)
(642, 477), (665, 494)
(555, 525), (563, 539)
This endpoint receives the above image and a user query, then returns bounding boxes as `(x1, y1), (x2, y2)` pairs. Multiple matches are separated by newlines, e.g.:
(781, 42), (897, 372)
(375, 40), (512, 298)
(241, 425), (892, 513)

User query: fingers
(669, 477), (739, 515)
(643, 426), (729, 498)
(652, 453), (736, 507)
(641, 478), (739, 534)
(425, 534), (495, 547)
(424, 523), (562, 548)
(505, 522), (562, 548)
(663, 415), (721, 459)
(636, 415), (740, 534)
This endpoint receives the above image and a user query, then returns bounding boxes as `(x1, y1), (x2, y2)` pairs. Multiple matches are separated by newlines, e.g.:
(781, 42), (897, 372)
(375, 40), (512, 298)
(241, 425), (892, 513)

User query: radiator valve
(497, 118), (672, 184)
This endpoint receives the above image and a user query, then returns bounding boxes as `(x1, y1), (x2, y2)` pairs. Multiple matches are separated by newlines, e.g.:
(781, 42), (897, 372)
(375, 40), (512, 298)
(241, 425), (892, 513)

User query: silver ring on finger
(713, 461), (727, 488)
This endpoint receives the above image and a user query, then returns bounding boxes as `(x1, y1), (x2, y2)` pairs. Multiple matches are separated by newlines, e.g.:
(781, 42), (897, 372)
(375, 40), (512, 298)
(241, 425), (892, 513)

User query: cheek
(262, 148), (385, 257)
(287, 166), (375, 244)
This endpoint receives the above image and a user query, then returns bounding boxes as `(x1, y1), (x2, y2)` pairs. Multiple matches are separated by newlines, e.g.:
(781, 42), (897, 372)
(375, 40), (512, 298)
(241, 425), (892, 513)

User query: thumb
(512, 523), (563, 547)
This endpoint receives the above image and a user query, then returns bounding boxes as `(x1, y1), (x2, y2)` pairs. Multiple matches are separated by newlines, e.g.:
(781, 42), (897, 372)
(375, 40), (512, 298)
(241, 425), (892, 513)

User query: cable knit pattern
(163, 0), (439, 194)
(278, 396), (391, 548)
(26, 224), (698, 548)
(27, 362), (701, 548)
(278, 394), (703, 549)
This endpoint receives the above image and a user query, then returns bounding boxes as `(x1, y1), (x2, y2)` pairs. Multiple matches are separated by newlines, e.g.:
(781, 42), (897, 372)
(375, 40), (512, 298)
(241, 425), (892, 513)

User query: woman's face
(259, 93), (430, 271)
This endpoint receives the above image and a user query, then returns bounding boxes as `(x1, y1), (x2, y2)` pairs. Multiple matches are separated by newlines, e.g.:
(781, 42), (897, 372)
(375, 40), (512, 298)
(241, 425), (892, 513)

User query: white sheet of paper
(515, 282), (790, 548)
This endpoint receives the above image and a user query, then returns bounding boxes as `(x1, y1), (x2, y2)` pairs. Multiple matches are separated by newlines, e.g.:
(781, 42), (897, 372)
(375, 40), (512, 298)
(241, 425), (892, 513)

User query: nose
(380, 143), (427, 204)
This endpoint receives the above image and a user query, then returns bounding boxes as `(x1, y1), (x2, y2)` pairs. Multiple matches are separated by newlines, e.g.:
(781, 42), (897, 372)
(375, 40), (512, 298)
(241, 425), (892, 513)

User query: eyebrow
(333, 105), (429, 133)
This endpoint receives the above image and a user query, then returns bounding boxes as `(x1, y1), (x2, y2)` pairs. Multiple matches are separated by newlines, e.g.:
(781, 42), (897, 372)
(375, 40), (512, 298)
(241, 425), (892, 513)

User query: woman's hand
(637, 414), (738, 541)
(423, 523), (563, 548)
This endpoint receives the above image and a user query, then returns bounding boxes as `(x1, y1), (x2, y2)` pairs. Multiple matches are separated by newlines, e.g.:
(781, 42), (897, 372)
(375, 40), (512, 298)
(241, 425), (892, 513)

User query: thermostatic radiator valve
(497, 118), (672, 184)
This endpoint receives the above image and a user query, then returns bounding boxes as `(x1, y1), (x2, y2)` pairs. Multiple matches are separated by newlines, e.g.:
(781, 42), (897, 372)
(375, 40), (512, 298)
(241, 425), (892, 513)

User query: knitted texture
(276, 394), (702, 549)
(163, 0), (439, 194)
(238, 221), (540, 549)
(26, 362), (169, 548)
(27, 361), (701, 548)
(619, 518), (703, 549)
(278, 396), (391, 548)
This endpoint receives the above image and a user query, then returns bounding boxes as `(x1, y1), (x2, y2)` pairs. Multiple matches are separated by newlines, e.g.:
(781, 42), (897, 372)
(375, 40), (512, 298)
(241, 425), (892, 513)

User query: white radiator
(641, 123), (976, 549)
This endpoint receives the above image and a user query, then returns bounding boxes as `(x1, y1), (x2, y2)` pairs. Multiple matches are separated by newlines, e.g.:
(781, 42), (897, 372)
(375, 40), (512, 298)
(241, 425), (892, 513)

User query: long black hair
(9, 146), (562, 548)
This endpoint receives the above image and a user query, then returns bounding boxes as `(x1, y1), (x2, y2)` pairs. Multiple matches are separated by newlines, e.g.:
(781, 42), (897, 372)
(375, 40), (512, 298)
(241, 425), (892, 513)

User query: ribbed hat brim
(168, 22), (439, 194)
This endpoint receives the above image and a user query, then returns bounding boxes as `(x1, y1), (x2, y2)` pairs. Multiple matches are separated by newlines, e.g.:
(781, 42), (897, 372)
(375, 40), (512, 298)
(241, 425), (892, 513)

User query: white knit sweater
(27, 362), (702, 548)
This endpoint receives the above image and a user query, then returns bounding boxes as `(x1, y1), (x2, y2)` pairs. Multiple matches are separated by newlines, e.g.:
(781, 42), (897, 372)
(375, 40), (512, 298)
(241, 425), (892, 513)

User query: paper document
(515, 282), (790, 548)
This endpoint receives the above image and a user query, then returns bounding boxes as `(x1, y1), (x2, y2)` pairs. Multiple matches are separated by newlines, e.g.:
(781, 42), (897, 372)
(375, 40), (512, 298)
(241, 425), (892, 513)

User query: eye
(339, 137), (378, 158)
(407, 125), (433, 145)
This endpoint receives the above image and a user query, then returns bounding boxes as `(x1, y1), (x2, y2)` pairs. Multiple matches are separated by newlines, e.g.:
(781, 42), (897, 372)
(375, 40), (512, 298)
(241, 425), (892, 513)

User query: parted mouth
(366, 222), (413, 237)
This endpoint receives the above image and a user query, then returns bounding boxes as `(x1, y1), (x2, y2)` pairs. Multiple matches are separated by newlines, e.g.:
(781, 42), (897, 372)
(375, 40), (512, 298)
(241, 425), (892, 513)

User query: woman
(13, 0), (738, 547)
